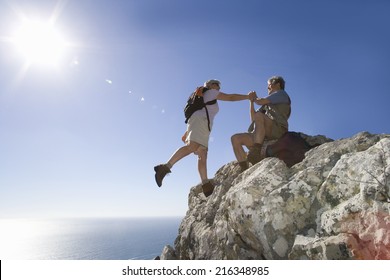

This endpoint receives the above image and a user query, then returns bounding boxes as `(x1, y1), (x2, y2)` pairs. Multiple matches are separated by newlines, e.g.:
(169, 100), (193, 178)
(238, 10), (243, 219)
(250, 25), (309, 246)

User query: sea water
(0, 217), (181, 260)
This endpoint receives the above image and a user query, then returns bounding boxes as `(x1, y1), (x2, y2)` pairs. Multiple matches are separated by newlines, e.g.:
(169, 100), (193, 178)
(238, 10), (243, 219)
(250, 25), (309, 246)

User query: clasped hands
(248, 91), (257, 102)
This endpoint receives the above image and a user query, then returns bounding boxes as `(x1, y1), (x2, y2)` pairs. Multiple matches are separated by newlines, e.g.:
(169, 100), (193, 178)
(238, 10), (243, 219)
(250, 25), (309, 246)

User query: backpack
(184, 86), (217, 131)
(265, 132), (312, 167)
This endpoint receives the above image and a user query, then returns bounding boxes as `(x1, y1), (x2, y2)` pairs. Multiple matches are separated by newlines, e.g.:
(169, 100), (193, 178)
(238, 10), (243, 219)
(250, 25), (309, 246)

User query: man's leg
(253, 111), (273, 144)
(231, 133), (254, 171)
(247, 112), (274, 164)
(231, 133), (254, 162)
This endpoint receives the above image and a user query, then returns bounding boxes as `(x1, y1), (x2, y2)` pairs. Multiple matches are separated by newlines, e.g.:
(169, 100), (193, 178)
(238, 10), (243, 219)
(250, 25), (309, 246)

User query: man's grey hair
(268, 76), (285, 90)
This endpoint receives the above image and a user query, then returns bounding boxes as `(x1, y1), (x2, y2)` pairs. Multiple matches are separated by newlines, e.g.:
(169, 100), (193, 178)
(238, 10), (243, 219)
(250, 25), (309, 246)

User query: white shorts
(185, 115), (211, 148)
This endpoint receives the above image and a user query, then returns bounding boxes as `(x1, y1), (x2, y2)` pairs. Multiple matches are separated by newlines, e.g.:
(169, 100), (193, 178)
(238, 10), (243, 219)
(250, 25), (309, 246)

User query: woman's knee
(187, 141), (200, 152)
(197, 148), (208, 161)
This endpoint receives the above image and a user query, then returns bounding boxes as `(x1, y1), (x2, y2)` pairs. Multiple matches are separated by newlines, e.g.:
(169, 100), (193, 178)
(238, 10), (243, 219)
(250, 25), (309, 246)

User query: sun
(12, 19), (68, 67)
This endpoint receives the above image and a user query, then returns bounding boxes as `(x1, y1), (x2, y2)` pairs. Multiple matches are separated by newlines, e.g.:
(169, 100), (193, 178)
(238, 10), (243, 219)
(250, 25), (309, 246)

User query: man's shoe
(247, 144), (263, 165)
(202, 181), (214, 197)
(238, 161), (249, 172)
(154, 164), (171, 187)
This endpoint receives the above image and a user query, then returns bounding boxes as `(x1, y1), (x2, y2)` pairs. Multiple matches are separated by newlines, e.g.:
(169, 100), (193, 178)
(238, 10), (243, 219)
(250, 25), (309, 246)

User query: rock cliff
(160, 132), (390, 260)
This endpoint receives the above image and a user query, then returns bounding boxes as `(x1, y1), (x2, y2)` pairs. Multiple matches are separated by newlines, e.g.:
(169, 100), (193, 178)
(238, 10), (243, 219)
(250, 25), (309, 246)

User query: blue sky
(0, 0), (389, 218)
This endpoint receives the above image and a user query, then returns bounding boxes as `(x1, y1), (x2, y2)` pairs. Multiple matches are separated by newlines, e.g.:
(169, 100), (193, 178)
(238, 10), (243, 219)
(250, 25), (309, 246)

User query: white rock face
(160, 132), (390, 260)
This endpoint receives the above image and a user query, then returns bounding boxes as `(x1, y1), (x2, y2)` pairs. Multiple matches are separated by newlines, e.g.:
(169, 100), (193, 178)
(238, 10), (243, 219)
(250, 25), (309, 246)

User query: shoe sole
(154, 166), (162, 187)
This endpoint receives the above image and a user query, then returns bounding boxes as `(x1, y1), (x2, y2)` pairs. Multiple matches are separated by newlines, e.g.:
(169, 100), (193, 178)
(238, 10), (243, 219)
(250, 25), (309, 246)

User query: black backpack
(184, 86), (217, 131)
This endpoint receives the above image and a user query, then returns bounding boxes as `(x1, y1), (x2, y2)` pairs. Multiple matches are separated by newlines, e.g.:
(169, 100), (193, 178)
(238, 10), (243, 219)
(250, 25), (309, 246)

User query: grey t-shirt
(264, 90), (290, 104)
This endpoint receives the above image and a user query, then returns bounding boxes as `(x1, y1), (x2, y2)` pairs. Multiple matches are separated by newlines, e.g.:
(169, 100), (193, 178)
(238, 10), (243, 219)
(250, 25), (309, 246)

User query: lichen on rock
(160, 132), (390, 260)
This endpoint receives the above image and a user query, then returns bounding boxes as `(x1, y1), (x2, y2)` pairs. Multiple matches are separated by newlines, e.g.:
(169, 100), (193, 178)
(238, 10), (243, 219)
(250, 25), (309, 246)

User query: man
(231, 76), (291, 171)
(154, 79), (255, 197)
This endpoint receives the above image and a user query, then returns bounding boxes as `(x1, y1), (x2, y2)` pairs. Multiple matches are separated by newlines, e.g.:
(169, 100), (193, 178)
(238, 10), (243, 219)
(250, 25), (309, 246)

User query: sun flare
(12, 19), (68, 67)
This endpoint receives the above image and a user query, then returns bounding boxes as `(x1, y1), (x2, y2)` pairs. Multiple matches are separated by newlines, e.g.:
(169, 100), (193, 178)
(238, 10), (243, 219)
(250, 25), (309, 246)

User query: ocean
(0, 217), (182, 260)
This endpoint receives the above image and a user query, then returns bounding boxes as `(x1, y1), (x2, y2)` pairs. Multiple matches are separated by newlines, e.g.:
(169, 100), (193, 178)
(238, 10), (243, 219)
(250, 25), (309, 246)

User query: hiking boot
(247, 144), (263, 165)
(154, 164), (171, 187)
(202, 181), (214, 197)
(238, 161), (249, 172)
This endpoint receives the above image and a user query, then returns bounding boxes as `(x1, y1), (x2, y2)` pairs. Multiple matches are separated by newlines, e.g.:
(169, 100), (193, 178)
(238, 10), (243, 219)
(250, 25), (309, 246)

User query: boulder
(160, 132), (390, 260)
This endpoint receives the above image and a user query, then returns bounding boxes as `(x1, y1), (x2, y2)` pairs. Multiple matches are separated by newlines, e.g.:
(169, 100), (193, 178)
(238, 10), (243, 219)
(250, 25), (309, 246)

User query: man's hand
(248, 91), (257, 101)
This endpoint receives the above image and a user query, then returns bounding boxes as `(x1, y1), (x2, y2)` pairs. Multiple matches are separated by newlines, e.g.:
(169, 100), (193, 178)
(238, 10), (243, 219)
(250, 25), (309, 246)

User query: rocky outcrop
(160, 132), (390, 260)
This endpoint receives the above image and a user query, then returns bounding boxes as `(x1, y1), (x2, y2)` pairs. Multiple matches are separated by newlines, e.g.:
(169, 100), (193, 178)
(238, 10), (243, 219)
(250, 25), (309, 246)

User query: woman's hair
(268, 76), (285, 90)
(204, 79), (221, 88)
